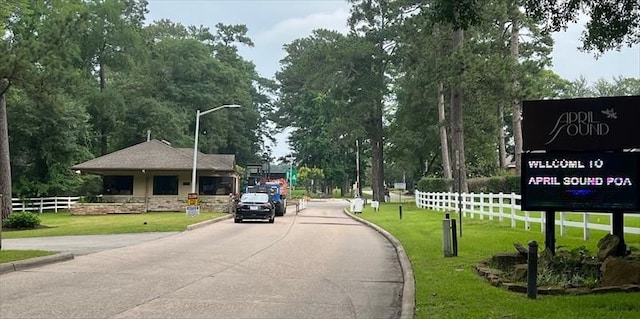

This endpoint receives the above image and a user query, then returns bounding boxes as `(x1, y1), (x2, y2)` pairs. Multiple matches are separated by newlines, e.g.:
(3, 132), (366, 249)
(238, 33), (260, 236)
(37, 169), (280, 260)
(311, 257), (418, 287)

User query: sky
(146, 0), (640, 159)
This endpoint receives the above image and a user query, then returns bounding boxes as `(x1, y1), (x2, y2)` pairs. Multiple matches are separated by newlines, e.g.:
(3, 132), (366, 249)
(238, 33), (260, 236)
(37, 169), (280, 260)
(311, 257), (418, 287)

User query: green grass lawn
(0, 250), (58, 263)
(356, 202), (640, 319)
(2, 211), (227, 239)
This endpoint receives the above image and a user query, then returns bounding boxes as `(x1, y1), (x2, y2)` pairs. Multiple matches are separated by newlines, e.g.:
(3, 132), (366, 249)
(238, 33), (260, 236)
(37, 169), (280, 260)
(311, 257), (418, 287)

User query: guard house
(72, 139), (239, 213)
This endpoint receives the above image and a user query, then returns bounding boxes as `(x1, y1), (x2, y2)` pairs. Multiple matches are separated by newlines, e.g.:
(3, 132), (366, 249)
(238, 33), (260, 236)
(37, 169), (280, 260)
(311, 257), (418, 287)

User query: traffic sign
(286, 168), (297, 186)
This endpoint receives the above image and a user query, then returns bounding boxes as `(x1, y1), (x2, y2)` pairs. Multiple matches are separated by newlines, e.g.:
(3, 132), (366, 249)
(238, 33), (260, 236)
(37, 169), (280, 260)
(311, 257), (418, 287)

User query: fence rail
(9, 196), (80, 213)
(415, 191), (640, 240)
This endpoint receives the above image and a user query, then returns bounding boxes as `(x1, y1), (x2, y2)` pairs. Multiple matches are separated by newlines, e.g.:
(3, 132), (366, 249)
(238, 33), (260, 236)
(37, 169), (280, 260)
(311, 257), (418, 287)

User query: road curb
(185, 213), (233, 231)
(343, 206), (416, 319)
(0, 252), (74, 275)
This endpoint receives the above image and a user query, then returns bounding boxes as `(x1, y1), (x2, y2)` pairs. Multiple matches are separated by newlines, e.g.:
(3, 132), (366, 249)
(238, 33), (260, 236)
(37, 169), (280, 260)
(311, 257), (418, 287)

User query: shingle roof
(72, 139), (235, 172)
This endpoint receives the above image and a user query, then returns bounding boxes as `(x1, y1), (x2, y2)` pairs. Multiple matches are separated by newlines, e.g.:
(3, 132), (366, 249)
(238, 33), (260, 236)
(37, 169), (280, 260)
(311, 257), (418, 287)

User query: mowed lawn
(2, 211), (227, 239)
(355, 202), (639, 319)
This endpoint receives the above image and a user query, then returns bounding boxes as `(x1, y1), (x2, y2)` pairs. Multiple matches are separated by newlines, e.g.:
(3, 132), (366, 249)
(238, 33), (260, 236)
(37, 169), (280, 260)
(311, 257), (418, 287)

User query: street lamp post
(191, 104), (241, 194)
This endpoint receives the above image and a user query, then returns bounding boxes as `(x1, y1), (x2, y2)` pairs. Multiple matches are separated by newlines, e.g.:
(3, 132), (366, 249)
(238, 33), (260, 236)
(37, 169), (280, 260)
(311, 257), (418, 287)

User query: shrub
(468, 175), (522, 194)
(417, 178), (453, 192)
(2, 212), (41, 229)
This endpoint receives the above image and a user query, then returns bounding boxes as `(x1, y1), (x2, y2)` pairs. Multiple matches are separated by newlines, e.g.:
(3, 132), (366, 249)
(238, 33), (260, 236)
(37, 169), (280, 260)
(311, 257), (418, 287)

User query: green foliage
(537, 246), (602, 288)
(468, 175), (521, 193)
(416, 177), (452, 192)
(2, 212), (41, 229)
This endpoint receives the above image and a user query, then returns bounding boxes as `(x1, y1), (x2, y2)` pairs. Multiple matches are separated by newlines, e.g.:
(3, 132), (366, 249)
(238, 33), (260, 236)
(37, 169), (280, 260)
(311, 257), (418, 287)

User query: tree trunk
(0, 92), (12, 249)
(498, 102), (507, 169)
(510, 12), (523, 175)
(99, 60), (108, 155)
(450, 28), (468, 193)
(438, 82), (452, 180)
(370, 98), (385, 202)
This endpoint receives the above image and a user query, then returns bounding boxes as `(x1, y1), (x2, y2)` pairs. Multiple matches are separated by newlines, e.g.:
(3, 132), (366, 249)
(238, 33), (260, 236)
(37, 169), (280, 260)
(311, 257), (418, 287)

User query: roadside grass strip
(356, 202), (639, 319)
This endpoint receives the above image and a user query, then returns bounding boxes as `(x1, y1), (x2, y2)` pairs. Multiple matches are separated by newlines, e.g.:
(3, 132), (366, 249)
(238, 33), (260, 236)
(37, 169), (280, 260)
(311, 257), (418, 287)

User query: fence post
(583, 213), (590, 240)
(39, 198), (43, 214)
(498, 192), (504, 222)
(488, 193), (494, 221)
(525, 210), (530, 231)
(559, 212), (565, 236)
(478, 193), (484, 220)
(510, 193), (516, 229)
(54, 197), (58, 213)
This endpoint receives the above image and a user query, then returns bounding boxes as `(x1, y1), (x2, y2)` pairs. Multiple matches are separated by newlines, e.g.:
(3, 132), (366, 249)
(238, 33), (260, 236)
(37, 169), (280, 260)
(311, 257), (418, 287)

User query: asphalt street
(0, 200), (413, 319)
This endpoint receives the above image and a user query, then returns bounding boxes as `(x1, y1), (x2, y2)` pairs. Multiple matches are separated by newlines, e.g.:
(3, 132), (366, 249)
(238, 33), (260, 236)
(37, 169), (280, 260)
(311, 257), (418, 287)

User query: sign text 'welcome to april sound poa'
(521, 152), (639, 211)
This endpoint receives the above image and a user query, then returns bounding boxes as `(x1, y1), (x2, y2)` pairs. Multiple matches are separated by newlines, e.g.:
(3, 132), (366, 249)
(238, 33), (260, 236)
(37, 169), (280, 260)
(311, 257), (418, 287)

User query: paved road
(0, 200), (406, 319)
(2, 232), (179, 255)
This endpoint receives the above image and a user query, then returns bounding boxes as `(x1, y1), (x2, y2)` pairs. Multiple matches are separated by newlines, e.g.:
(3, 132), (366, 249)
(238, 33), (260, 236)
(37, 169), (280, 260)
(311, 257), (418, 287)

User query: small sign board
(352, 198), (364, 213)
(187, 193), (198, 206)
(371, 200), (380, 211)
(394, 182), (406, 190)
(186, 205), (200, 216)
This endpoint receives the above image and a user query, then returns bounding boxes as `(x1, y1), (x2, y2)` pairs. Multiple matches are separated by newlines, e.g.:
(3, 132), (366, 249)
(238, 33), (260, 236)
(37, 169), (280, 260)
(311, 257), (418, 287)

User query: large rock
(513, 242), (528, 256)
(600, 257), (640, 286)
(491, 252), (527, 272)
(597, 234), (620, 260)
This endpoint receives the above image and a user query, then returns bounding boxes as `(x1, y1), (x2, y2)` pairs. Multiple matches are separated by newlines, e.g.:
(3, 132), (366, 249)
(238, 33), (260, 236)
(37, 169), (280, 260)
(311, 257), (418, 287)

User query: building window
(103, 176), (133, 195)
(153, 176), (178, 195)
(199, 176), (234, 195)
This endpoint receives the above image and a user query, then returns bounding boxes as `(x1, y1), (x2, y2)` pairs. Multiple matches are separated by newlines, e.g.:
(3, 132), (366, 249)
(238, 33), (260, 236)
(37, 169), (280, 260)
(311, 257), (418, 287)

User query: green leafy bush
(2, 212), (41, 229)
(468, 175), (521, 194)
(417, 178), (453, 192)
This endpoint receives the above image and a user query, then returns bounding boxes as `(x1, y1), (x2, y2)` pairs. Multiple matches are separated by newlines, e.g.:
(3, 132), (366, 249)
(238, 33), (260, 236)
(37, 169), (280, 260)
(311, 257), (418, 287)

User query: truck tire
(275, 203), (284, 216)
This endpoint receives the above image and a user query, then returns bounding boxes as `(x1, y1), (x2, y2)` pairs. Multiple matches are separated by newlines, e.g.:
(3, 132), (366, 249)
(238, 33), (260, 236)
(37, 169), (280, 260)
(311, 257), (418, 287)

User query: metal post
(456, 150), (463, 237)
(190, 105), (241, 194)
(451, 219), (458, 256)
(527, 241), (538, 299)
(611, 211), (627, 256)
(355, 139), (360, 198)
(191, 109), (201, 194)
(544, 210), (556, 255)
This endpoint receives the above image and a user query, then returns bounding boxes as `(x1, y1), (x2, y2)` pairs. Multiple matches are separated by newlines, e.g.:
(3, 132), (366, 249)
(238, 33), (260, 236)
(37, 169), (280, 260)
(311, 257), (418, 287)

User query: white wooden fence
(415, 191), (640, 240)
(9, 196), (80, 213)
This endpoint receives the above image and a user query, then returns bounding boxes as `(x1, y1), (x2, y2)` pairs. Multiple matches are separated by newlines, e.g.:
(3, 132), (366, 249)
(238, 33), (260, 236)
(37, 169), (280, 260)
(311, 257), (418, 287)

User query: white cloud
(256, 8), (350, 44)
(550, 18), (640, 82)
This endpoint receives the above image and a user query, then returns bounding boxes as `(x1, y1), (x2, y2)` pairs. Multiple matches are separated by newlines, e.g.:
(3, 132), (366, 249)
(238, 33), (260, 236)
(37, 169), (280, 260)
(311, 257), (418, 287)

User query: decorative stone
(601, 257), (640, 286)
(503, 283), (527, 293)
(621, 284), (640, 292)
(511, 264), (528, 282)
(513, 242), (528, 256)
(597, 234), (621, 260)
(591, 286), (624, 294)
(491, 252), (527, 271)
(537, 286), (565, 295)
(566, 287), (592, 295)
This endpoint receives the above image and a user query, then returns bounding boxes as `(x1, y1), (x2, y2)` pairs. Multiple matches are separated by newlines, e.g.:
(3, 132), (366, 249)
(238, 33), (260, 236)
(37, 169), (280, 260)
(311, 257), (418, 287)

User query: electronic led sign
(522, 96), (640, 151)
(521, 152), (639, 212)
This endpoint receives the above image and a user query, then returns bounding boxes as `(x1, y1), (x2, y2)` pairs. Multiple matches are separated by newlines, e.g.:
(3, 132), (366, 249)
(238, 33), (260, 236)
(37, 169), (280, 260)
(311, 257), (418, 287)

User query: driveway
(1, 200), (412, 319)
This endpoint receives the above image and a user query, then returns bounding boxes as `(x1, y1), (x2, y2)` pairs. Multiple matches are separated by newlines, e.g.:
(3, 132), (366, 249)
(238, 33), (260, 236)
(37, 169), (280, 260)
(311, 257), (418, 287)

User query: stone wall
(70, 203), (146, 215)
(70, 196), (232, 215)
